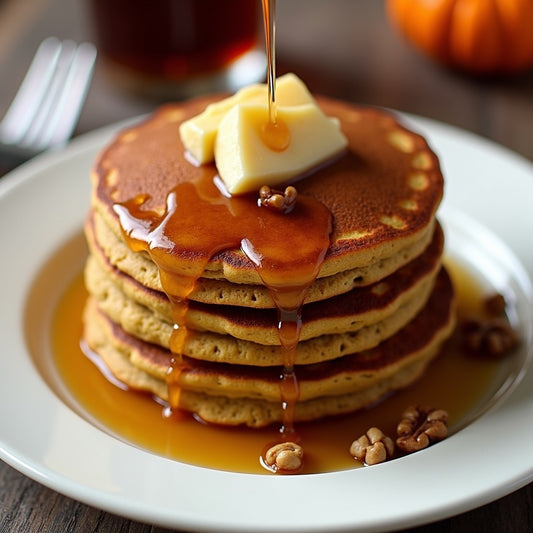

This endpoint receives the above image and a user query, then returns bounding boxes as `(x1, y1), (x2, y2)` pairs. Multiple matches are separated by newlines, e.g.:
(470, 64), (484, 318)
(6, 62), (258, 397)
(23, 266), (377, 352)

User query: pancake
(87, 205), (435, 307)
(85, 222), (443, 353)
(90, 96), (443, 285)
(83, 267), (455, 427)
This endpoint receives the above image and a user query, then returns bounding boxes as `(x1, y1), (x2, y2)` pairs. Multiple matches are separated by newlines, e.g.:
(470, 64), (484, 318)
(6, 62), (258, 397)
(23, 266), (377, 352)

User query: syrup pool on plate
(26, 227), (526, 475)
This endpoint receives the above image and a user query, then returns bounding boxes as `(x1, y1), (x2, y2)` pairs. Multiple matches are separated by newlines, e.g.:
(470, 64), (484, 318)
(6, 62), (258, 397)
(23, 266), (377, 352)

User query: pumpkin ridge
(387, 0), (533, 75)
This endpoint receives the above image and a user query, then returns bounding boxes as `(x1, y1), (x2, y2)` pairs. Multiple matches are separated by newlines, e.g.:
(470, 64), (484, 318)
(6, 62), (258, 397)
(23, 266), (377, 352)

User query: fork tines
(0, 37), (97, 152)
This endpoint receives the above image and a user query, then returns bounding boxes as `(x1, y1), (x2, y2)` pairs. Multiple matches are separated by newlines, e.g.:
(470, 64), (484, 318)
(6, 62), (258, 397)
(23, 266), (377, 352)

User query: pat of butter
(215, 103), (347, 195)
(179, 73), (315, 165)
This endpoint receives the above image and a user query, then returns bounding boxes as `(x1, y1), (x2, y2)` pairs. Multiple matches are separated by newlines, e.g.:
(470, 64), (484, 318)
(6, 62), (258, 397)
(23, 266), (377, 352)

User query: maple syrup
(113, 170), (332, 440)
(28, 231), (512, 475)
(260, 0), (291, 152)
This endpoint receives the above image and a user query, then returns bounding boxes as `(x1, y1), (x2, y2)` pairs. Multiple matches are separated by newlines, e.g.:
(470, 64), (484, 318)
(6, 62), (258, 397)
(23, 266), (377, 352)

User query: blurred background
(1, 0), (532, 161)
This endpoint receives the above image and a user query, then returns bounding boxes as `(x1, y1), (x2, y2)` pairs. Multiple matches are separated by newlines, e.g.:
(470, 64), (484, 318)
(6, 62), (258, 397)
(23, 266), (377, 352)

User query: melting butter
(179, 73), (315, 165)
(179, 74), (347, 195)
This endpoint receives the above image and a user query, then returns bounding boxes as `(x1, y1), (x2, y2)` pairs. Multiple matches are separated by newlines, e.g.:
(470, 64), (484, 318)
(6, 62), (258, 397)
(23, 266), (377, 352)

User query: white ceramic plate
(1, 115), (533, 533)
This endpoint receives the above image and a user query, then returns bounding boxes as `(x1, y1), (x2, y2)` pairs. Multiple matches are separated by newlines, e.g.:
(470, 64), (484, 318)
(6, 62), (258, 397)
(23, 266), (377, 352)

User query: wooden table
(1, 0), (532, 531)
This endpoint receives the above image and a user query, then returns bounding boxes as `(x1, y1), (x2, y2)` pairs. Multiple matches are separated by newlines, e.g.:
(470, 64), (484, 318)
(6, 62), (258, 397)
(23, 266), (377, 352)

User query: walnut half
(462, 317), (519, 358)
(264, 441), (303, 473)
(258, 185), (298, 213)
(461, 292), (520, 359)
(396, 405), (448, 453)
(350, 427), (395, 465)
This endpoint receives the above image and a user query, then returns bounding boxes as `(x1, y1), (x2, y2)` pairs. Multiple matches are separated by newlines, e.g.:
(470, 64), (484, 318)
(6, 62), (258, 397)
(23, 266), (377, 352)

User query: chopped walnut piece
(460, 291), (519, 358)
(396, 405), (448, 453)
(258, 185), (297, 213)
(264, 442), (303, 472)
(350, 427), (395, 465)
(462, 317), (519, 358)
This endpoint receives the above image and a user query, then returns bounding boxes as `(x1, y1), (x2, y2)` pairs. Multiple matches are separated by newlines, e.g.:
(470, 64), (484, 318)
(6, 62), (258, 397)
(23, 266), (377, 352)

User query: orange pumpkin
(386, 0), (533, 74)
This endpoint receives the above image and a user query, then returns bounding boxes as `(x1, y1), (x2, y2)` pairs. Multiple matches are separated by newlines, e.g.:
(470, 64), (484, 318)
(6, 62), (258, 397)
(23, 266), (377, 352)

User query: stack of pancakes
(83, 96), (455, 428)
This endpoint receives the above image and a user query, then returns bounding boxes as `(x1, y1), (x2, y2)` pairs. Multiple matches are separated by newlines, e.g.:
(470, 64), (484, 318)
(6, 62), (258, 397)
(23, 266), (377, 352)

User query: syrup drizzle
(114, 174), (332, 440)
(260, 0), (290, 152)
(262, 0), (277, 126)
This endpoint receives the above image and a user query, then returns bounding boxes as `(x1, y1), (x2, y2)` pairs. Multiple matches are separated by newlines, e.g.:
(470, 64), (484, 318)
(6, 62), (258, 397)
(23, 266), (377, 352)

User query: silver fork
(0, 37), (97, 172)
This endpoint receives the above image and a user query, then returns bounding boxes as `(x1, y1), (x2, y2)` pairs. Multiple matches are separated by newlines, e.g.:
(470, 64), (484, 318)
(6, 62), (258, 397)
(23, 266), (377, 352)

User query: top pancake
(91, 96), (443, 283)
